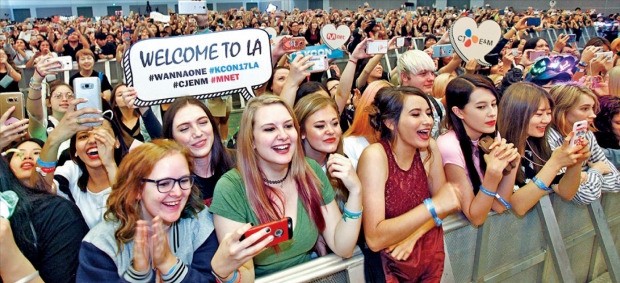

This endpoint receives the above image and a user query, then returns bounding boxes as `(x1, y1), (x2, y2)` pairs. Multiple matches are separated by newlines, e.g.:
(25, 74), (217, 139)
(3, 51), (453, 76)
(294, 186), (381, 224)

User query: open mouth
(86, 147), (99, 159)
(21, 161), (35, 170)
(272, 144), (290, 154)
(163, 200), (181, 208)
(417, 129), (430, 140)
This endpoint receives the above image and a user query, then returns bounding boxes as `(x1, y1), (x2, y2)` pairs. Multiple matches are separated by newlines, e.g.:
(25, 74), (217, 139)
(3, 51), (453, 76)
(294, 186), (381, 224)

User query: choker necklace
(263, 167), (290, 186)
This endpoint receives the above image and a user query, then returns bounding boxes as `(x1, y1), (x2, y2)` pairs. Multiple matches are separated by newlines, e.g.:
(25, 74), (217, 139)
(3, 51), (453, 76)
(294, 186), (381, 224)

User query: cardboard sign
(448, 17), (501, 66)
(320, 24), (351, 50)
(289, 44), (345, 61)
(123, 29), (272, 106)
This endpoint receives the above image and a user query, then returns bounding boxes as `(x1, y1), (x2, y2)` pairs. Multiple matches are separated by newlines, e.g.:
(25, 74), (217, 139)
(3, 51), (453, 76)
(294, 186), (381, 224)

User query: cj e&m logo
(457, 29), (494, 48)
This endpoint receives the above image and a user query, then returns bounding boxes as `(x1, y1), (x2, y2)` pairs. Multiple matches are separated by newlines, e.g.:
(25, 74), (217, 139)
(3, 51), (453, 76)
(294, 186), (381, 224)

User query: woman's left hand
(326, 153), (361, 194)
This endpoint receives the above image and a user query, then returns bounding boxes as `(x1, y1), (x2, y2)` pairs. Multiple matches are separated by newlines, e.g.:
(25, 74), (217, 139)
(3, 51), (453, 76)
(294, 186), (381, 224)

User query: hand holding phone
(240, 217), (293, 248)
(526, 17), (541, 27)
(570, 120), (588, 148)
(282, 37), (306, 52)
(366, 40), (388, 54)
(432, 44), (454, 58)
(307, 55), (328, 73)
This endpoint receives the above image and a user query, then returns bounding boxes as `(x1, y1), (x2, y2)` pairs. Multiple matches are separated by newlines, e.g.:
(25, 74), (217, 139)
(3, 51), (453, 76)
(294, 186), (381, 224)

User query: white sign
(150, 12), (170, 23)
(123, 29), (272, 106)
(448, 17), (501, 66)
(320, 24), (351, 50)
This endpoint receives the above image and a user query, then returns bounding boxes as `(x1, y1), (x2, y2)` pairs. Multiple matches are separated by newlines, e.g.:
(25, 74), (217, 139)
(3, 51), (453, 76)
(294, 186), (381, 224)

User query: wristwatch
(578, 61), (588, 67)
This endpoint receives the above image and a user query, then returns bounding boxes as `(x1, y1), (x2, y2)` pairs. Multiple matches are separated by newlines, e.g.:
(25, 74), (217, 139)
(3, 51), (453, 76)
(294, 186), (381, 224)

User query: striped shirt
(547, 128), (620, 205)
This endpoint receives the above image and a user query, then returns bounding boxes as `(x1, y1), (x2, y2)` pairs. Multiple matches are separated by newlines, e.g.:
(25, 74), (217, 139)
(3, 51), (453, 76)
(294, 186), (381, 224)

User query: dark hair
(110, 83), (140, 125)
(266, 66), (289, 93)
(424, 34), (438, 45)
(585, 37), (611, 50)
(69, 103), (129, 192)
(444, 74), (498, 193)
(162, 97), (234, 179)
(0, 158), (35, 249)
(6, 138), (45, 165)
(523, 37), (548, 52)
(594, 96), (620, 149)
(295, 81), (329, 105)
(370, 86), (433, 141)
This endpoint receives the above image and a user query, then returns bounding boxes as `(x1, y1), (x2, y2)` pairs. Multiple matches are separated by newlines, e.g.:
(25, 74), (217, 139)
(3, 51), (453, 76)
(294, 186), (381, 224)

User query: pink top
(436, 130), (484, 182)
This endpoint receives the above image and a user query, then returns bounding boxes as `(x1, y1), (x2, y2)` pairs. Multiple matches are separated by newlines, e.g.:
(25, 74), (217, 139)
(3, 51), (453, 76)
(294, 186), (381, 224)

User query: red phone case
(282, 37), (306, 52)
(241, 217), (293, 247)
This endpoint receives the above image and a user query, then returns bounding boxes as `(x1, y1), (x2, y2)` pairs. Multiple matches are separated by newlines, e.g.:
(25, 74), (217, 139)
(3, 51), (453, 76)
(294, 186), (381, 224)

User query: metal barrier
(255, 192), (620, 283)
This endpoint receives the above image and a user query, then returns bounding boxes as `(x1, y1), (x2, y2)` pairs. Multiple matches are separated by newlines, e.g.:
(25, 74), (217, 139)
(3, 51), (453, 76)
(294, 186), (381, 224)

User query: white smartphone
(366, 40), (389, 54)
(570, 120), (588, 148)
(50, 56), (73, 72)
(73, 77), (102, 127)
(595, 51), (613, 62)
(178, 0), (208, 14)
(307, 55), (328, 73)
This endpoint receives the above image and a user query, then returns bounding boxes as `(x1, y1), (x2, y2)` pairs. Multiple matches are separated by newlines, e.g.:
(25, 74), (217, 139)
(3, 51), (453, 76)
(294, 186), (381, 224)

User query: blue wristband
(36, 158), (57, 168)
(479, 185), (512, 210)
(423, 198), (442, 226)
(342, 206), (363, 222)
(531, 177), (553, 192)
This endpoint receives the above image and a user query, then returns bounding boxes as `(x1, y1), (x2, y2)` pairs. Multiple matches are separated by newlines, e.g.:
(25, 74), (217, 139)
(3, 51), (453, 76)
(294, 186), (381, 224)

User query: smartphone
(570, 120), (588, 148)
(396, 37), (413, 48)
(432, 44), (454, 58)
(510, 48), (519, 57)
(282, 37), (306, 52)
(178, 0), (208, 15)
(591, 76), (602, 88)
(478, 135), (513, 175)
(0, 92), (24, 126)
(366, 40), (388, 54)
(567, 34), (576, 43)
(66, 27), (75, 35)
(49, 56), (73, 72)
(526, 17), (541, 27)
(73, 77), (102, 127)
(308, 55), (328, 73)
(529, 50), (546, 62)
(595, 51), (613, 62)
(240, 217), (293, 248)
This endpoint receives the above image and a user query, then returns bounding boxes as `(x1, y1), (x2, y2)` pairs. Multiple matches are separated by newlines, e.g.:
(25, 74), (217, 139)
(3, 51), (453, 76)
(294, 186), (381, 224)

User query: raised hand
(326, 153), (361, 195)
(0, 106), (29, 149)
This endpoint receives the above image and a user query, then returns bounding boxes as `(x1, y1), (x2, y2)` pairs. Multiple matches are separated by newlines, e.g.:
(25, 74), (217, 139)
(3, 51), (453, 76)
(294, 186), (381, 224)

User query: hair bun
(367, 105), (382, 131)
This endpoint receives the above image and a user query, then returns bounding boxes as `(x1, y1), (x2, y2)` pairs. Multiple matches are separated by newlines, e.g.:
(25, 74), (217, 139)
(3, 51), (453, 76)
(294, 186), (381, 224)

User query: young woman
(210, 95), (362, 280)
(498, 82), (590, 216)
(343, 80), (393, 169)
(68, 49), (113, 101)
(76, 140), (270, 281)
(437, 74), (520, 226)
(548, 83), (620, 204)
(5, 139), (44, 187)
(594, 96), (620, 168)
(38, 98), (128, 228)
(162, 97), (234, 205)
(4, 38), (34, 66)
(110, 84), (162, 147)
(0, 157), (89, 283)
(0, 48), (21, 92)
(266, 67), (290, 96)
(358, 86), (461, 282)
(294, 93), (361, 207)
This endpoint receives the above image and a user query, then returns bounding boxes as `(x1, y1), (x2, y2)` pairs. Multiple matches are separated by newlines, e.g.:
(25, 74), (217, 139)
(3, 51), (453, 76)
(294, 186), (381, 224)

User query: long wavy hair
(344, 80), (392, 143)
(549, 83), (600, 136)
(444, 74), (498, 193)
(162, 97), (234, 179)
(498, 82), (554, 184)
(294, 93), (348, 205)
(105, 139), (204, 251)
(237, 95), (326, 231)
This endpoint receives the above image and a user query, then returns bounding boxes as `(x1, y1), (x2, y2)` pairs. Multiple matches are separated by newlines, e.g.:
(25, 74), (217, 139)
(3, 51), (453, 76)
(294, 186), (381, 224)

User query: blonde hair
(397, 50), (436, 85)
(550, 83), (600, 135)
(432, 73), (456, 103)
(237, 95), (326, 230)
(609, 66), (620, 97)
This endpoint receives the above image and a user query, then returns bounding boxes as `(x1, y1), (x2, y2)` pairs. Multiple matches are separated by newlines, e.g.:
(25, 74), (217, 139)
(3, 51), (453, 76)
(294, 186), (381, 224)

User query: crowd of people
(1, 2), (620, 283)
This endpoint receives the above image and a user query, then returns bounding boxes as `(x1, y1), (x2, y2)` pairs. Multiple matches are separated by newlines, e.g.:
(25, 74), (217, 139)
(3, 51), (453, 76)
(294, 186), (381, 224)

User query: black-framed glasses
(142, 176), (194, 193)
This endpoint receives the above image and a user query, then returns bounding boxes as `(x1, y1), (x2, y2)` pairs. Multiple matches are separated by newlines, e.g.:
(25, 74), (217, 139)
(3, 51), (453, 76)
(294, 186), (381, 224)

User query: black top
(61, 43), (85, 62)
(0, 71), (20, 92)
(14, 193), (89, 283)
(194, 173), (219, 206)
(68, 71), (113, 94)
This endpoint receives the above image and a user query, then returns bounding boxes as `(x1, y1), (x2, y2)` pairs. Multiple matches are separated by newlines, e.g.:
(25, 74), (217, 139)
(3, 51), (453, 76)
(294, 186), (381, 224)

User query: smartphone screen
(432, 44), (454, 58)
(366, 40), (388, 54)
(567, 34), (576, 43)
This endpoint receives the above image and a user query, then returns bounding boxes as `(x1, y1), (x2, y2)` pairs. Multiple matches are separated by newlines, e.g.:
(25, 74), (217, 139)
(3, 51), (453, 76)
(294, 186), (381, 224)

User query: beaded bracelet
(423, 198), (442, 227)
(479, 185), (512, 210)
(342, 206), (363, 222)
(531, 176), (553, 192)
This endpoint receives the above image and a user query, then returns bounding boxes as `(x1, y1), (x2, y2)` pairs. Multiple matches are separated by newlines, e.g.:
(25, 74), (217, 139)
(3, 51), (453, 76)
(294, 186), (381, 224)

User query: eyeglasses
(142, 176), (194, 193)
(51, 92), (75, 100)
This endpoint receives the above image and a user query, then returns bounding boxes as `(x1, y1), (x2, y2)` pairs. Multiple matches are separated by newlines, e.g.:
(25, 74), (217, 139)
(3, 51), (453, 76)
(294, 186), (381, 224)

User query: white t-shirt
(343, 136), (370, 170)
(53, 161), (111, 229)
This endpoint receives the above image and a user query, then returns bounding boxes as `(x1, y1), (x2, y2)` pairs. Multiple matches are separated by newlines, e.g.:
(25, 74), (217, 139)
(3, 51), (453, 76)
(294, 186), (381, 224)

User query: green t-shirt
(210, 158), (335, 277)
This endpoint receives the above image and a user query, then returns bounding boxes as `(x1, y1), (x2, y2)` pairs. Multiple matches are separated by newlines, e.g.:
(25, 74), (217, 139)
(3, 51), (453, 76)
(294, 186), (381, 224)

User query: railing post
(588, 198), (620, 283)
(472, 223), (490, 282)
(537, 195), (576, 283)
